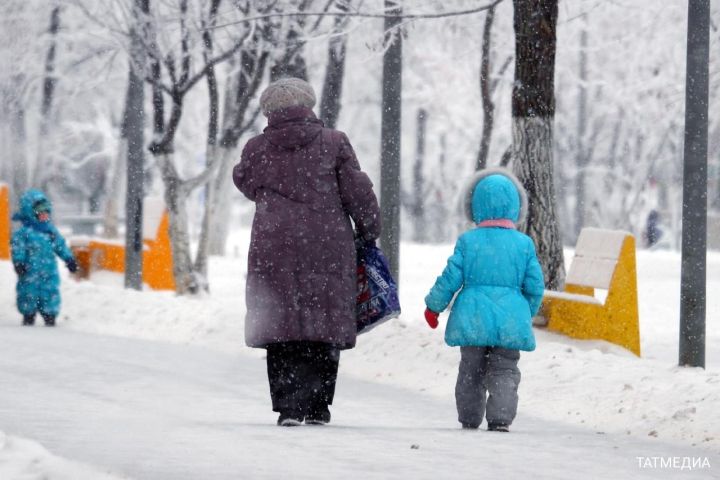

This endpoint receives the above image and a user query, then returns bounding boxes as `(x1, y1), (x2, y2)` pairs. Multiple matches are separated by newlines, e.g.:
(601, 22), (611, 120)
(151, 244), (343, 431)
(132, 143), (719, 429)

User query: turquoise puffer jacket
(11, 190), (74, 317)
(425, 170), (545, 351)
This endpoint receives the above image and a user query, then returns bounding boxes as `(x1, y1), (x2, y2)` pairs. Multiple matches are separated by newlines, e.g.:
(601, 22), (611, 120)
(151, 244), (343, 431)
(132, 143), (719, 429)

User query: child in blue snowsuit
(11, 190), (77, 326)
(424, 168), (545, 432)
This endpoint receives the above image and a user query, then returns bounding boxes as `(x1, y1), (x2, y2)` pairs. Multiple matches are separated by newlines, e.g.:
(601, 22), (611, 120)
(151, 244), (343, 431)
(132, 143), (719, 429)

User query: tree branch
(208, 0), (505, 31)
(178, 28), (252, 95)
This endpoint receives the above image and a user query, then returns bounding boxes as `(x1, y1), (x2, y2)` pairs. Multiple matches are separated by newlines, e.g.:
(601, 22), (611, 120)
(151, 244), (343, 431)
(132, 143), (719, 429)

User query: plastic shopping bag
(356, 242), (401, 334)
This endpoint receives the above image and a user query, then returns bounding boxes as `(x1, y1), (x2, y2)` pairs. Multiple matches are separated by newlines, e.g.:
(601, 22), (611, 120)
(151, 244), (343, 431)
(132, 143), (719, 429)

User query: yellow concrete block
(542, 232), (640, 356)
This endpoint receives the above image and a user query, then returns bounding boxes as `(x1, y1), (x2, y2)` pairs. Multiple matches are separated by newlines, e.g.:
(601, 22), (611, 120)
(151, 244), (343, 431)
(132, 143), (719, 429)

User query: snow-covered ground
(0, 326), (714, 480)
(0, 230), (719, 478)
(0, 430), (125, 479)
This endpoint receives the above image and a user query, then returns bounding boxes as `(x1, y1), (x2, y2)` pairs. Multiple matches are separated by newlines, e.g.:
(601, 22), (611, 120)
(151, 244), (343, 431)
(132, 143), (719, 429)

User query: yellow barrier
(540, 228), (640, 356)
(0, 184), (9, 260)
(71, 198), (175, 291)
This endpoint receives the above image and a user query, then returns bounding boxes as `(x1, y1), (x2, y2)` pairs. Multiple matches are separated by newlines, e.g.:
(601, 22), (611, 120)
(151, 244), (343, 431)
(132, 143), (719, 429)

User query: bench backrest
(142, 196), (166, 241)
(566, 228), (630, 290)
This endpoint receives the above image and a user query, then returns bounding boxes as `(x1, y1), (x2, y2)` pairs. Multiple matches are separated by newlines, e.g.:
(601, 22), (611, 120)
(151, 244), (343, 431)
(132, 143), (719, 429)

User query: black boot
(22, 314), (35, 326)
(277, 411), (304, 427)
(305, 404), (331, 425)
(42, 315), (56, 327)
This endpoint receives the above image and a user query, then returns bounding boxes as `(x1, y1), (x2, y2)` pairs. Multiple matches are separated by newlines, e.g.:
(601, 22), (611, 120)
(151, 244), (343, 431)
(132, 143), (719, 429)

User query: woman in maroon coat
(233, 78), (381, 426)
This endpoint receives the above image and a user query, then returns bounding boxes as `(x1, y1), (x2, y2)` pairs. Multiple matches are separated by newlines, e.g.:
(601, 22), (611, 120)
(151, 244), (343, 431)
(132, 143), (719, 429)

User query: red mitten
(424, 308), (439, 329)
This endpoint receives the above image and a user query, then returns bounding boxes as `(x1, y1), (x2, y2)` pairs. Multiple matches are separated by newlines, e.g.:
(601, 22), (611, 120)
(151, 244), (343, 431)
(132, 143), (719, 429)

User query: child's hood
(13, 189), (53, 225)
(462, 167), (528, 224)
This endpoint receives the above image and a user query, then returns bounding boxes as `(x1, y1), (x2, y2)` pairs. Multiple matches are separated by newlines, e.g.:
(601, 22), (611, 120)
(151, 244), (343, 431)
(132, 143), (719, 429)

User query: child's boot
(42, 314), (56, 327)
(22, 314), (35, 326)
(487, 423), (510, 432)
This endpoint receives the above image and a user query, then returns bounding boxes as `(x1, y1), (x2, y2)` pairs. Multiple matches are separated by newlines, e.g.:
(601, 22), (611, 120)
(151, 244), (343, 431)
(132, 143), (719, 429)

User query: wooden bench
(70, 197), (175, 291)
(0, 183), (9, 260)
(540, 227), (640, 356)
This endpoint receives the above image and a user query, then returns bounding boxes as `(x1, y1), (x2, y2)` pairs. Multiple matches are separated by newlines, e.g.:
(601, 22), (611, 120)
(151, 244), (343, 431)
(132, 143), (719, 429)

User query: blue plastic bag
(356, 242), (401, 334)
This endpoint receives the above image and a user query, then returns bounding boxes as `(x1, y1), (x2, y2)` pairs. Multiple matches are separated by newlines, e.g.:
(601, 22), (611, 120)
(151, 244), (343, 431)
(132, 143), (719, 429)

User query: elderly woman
(233, 78), (381, 426)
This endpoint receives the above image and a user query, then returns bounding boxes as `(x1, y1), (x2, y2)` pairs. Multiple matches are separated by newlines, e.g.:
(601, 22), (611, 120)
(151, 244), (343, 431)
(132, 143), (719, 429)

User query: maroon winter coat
(233, 106), (381, 350)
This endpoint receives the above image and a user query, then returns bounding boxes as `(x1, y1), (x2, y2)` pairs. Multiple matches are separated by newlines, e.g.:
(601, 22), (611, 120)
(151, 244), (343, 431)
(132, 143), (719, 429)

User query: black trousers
(266, 342), (340, 415)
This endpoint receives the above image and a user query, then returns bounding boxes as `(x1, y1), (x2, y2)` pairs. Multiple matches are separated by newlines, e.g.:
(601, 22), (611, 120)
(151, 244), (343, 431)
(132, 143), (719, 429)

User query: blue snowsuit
(424, 169), (545, 429)
(11, 190), (75, 319)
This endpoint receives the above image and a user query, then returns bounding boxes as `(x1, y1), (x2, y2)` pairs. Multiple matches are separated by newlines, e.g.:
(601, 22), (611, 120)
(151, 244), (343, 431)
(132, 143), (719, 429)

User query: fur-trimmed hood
(462, 167), (528, 225)
(12, 189), (54, 230)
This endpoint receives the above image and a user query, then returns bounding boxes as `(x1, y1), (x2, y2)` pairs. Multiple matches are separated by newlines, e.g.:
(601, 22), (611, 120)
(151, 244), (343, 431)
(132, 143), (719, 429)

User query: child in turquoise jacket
(11, 190), (77, 326)
(424, 168), (545, 432)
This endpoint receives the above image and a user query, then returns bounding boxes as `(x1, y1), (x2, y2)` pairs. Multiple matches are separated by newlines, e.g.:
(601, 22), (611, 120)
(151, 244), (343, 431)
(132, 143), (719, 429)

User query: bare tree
(410, 108), (427, 242)
(32, 4), (62, 190)
(205, 0), (334, 256)
(574, 19), (588, 240)
(204, 20), (272, 257)
(476, 4), (512, 171)
(192, 0), (223, 282)
(143, 0), (253, 294)
(511, 0), (565, 290)
(268, 0), (314, 81)
(0, 2), (34, 204)
(319, 0), (350, 129)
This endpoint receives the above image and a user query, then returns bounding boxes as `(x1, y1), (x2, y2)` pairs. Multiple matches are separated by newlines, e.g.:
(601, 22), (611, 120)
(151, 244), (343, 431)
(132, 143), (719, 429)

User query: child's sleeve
(424, 237), (465, 313)
(50, 227), (75, 264)
(522, 239), (546, 316)
(11, 230), (28, 267)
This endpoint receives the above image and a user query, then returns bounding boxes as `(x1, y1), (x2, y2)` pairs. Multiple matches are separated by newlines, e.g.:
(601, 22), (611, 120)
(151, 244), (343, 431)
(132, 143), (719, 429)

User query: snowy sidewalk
(0, 326), (716, 479)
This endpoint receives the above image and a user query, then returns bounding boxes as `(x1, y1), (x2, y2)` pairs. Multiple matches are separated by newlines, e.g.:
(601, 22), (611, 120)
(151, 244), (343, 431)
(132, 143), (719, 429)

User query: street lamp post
(679, 0), (709, 368)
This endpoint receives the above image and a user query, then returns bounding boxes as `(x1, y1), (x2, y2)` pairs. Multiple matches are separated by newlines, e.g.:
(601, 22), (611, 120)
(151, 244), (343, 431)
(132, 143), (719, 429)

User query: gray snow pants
(455, 346), (521, 427)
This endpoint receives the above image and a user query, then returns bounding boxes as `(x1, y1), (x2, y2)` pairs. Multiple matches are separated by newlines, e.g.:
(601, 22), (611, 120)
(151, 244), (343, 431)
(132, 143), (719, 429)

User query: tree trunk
(193, 0), (222, 285)
(380, 0), (402, 282)
(124, 0), (148, 290)
(208, 46), (269, 255)
(412, 108), (427, 242)
(319, 5), (349, 129)
(270, 3), (309, 82)
(511, 0), (565, 290)
(103, 138), (127, 238)
(32, 5), (61, 189)
(159, 154), (198, 295)
(7, 76), (28, 205)
(206, 147), (237, 255)
(574, 24), (588, 241)
(476, 5), (496, 171)
(433, 132), (451, 242)
(193, 142), (217, 285)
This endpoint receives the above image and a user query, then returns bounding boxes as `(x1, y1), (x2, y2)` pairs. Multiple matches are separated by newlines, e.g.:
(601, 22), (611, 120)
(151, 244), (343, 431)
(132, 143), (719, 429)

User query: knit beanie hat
(260, 77), (316, 116)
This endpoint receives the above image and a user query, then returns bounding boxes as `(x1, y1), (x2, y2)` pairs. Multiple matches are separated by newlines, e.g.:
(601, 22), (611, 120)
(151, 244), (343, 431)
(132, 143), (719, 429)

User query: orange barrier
(0, 183), (10, 260)
(70, 197), (175, 291)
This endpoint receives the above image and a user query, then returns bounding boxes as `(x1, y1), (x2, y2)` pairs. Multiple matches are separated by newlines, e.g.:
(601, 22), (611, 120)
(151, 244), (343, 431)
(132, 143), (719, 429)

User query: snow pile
(0, 231), (718, 453)
(0, 431), (124, 480)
